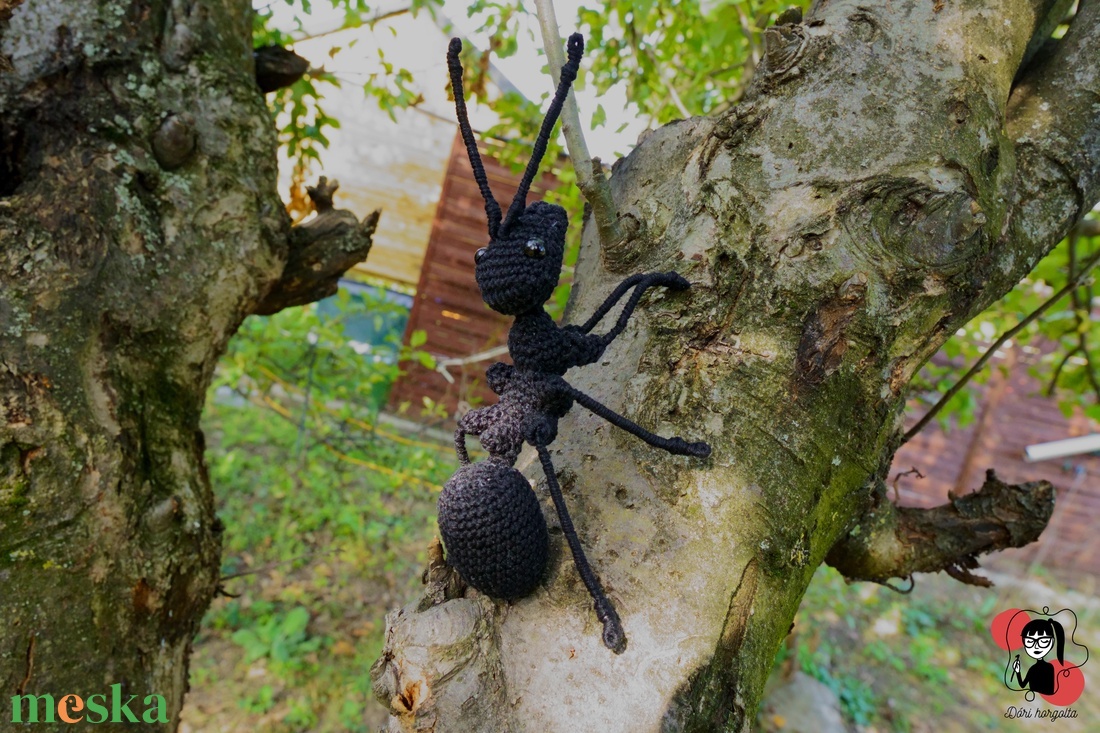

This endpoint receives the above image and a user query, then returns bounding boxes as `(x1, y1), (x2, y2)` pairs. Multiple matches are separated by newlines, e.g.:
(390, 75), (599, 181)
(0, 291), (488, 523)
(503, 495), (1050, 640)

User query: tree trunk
(0, 1), (372, 727)
(371, 0), (1097, 730)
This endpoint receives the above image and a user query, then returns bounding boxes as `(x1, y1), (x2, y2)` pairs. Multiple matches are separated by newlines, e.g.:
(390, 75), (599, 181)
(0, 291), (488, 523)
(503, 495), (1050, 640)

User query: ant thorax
(440, 32), (711, 653)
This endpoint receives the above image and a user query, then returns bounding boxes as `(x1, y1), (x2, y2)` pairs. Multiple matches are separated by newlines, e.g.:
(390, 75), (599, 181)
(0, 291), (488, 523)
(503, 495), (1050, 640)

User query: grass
(182, 399), (454, 733)
(181, 298), (458, 733)
(186, 402), (1099, 733)
(762, 565), (1099, 732)
(181, 300), (1097, 733)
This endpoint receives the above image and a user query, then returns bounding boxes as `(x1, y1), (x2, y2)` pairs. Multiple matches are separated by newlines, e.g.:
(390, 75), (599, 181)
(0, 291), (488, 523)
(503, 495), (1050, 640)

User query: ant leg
(535, 444), (626, 654)
(454, 428), (471, 465)
(578, 274), (648, 332)
(594, 272), (691, 347)
(455, 406), (495, 465)
(580, 272), (689, 335)
(564, 384), (711, 458)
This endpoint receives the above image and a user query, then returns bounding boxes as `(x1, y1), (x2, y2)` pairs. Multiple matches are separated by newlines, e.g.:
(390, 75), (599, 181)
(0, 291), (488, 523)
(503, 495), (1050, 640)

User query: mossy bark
(373, 0), (1098, 731)
(0, 1), (372, 728)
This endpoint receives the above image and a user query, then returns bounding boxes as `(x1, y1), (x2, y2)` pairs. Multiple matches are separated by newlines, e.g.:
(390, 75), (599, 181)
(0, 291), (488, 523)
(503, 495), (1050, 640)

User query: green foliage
(230, 607), (322, 670)
(240, 684), (277, 714)
(217, 286), (420, 420)
(253, 0), (443, 213)
(576, 0), (804, 124)
(463, 0), (528, 59)
(910, 215), (1100, 431)
(456, 0), (808, 131)
(190, 291), (458, 731)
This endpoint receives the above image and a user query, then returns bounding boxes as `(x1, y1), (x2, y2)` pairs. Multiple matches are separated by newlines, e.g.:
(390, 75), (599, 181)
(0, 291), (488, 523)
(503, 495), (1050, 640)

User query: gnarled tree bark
(372, 0), (1098, 730)
(0, 1), (372, 727)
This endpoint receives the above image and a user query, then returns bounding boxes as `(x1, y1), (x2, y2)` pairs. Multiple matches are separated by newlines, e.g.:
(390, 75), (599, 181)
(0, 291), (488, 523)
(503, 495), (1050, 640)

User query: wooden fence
(387, 133), (554, 421)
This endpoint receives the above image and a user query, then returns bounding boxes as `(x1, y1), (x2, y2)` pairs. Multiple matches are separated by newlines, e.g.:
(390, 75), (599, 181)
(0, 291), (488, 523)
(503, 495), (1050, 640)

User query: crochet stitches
(440, 33), (711, 653)
(439, 461), (548, 600)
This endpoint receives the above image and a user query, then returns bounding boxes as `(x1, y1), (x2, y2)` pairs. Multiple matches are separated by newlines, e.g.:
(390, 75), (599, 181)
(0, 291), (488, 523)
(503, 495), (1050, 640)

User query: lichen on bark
(0, 0), (373, 728)
(373, 1), (1099, 731)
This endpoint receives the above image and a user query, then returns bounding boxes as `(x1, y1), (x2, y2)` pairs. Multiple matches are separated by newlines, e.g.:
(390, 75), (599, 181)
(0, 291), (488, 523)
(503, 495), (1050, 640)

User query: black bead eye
(475, 247), (487, 264)
(523, 239), (546, 258)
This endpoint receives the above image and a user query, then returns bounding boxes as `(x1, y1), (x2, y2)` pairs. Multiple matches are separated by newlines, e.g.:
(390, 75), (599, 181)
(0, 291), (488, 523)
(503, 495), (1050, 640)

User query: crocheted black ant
(439, 33), (711, 654)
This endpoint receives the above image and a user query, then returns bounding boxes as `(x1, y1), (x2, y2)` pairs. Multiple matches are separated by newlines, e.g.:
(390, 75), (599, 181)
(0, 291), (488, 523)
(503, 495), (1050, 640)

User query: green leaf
(281, 607), (310, 637)
(590, 103), (606, 130)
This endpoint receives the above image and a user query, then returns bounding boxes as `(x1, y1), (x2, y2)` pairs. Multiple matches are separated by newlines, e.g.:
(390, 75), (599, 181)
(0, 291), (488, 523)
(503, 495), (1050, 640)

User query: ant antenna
(500, 33), (585, 234)
(448, 38), (503, 238)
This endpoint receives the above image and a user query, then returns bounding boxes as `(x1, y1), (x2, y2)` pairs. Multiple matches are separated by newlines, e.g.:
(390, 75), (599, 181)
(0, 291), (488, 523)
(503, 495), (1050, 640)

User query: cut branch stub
(254, 45), (310, 94)
(826, 469), (1055, 586)
(152, 113), (196, 170)
(254, 178), (378, 316)
(761, 23), (808, 78)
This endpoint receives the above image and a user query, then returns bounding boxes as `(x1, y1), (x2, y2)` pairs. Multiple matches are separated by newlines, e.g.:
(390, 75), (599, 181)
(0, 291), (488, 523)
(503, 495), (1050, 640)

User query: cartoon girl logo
(990, 606), (1089, 706)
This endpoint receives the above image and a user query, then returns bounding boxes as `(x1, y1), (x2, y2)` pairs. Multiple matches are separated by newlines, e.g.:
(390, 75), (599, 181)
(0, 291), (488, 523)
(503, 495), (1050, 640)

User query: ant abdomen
(444, 32), (710, 651)
(437, 461), (549, 600)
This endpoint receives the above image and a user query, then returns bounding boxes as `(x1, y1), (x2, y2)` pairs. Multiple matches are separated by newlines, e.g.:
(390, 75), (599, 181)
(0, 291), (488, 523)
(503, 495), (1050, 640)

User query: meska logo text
(10, 685), (168, 724)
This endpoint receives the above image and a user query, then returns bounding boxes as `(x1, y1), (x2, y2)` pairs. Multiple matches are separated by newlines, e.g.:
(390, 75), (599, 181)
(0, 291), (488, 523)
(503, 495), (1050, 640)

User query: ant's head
(474, 201), (567, 314)
(447, 34), (583, 315)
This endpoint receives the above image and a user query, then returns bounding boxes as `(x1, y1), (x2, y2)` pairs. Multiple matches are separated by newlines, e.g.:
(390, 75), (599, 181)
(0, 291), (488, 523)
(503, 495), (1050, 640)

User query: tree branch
(907, 29), (1100, 433)
(826, 470), (1055, 587)
(1004, 0), (1100, 271)
(254, 177), (378, 316)
(1045, 344), (1081, 395)
(289, 6), (412, 44)
(532, 0), (622, 249)
(903, 246), (1100, 442)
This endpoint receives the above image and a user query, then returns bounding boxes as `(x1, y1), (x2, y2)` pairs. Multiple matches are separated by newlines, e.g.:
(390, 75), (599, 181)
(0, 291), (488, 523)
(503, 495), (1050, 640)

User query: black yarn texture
(438, 462), (549, 600)
(474, 202), (567, 317)
(441, 32), (711, 652)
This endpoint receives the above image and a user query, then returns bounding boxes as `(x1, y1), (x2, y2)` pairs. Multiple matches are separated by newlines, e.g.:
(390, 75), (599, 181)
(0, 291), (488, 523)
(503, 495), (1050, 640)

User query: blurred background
(180, 1), (1100, 731)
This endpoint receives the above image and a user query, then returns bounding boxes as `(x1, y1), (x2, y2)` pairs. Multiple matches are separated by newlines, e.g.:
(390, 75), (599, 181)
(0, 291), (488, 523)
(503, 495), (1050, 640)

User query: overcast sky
(262, 0), (647, 160)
